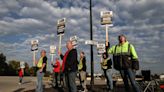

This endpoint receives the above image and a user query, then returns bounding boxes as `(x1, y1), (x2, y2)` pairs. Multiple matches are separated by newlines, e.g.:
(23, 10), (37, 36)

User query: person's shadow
(13, 88), (25, 92)
(22, 81), (31, 84)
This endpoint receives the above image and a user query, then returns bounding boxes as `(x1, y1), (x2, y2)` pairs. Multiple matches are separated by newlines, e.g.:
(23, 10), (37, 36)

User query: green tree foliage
(24, 62), (30, 76)
(0, 53), (51, 76)
(8, 60), (31, 76)
(8, 60), (20, 76)
(29, 66), (37, 76)
(0, 53), (8, 76)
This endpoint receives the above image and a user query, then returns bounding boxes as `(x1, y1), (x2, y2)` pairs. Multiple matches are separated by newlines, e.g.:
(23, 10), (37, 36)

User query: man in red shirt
(51, 58), (60, 88)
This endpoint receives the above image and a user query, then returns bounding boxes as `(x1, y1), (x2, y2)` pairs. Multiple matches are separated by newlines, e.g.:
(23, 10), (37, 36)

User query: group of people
(34, 40), (87, 92)
(32, 34), (141, 92)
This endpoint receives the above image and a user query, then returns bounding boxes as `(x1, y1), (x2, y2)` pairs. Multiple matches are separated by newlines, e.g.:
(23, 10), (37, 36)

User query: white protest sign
(50, 45), (56, 54)
(30, 40), (38, 66)
(70, 36), (78, 47)
(20, 62), (25, 68)
(85, 40), (98, 45)
(97, 43), (106, 55)
(57, 18), (66, 36)
(31, 40), (39, 51)
(57, 18), (66, 52)
(100, 11), (113, 26)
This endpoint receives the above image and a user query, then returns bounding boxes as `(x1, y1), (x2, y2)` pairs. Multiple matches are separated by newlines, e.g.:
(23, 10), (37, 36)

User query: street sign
(85, 40), (98, 45)
(31, 40), (39, 51)
(97, 43), (106, 55)
(70, 36), (78, 47)
(57, 18), (66, 36)
(50, 45), (56, 54)
(20, 62), (25, 68)
(100, 11), (113, 26)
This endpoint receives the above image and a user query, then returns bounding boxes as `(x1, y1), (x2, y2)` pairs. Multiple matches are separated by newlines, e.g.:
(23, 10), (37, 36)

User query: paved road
(0, 76), (130, 92)
(0, 76), (38, 92)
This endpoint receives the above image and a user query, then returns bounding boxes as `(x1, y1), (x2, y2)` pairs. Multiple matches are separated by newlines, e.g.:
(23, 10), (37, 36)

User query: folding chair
(141, 70), (159, 92)
(159, 77), (164, 92)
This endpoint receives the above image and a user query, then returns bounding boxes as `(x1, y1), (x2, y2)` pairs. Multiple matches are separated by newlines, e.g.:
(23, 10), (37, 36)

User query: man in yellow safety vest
(35, 50), (47, 92)
(108, 34), (141, 92)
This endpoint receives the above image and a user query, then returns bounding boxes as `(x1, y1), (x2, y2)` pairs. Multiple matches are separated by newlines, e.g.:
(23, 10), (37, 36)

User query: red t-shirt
(19, 69), (23, 77)
(62, 50), (69, 72)
(53, 60), (60, 73)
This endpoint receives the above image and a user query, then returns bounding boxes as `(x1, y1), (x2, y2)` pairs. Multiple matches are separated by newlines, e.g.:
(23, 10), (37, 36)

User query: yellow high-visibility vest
(37, 57), (43, 68)
(78, 58), (83, 70)
(101, 58), (110, 69)
(37, 57), (48, 68)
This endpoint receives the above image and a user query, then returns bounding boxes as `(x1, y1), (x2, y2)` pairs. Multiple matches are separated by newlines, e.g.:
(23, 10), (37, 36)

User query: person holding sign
(35, 50), (47, 92)
(108, 34), (141, 92)
(51, 58), (60, 88)
(78, 51), (87, 92)
(18, 68), (23, 85)
(100, 53), (113, 91)
(58, 40), (78, 92)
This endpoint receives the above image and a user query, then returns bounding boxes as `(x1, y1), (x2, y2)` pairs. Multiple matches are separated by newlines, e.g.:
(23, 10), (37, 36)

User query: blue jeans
(52, 72), (59, 87)
(36, 70), (44, 92)
(104, 69), (113, 90)
(19, 77), (23, 83)
(120, 69), (141, 92)
(65, 71), (77, 92)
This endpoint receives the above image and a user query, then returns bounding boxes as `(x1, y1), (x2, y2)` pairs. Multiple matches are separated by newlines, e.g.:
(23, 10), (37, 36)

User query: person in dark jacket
(78, 51), (87, 91)
(108, 34), (141, 92)
(58, 40), (78, 92)
(101, 53), (113, 91)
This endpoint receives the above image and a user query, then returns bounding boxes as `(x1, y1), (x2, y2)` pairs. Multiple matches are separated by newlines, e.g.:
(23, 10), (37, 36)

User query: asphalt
(0, 76), (130, 92)
(1, 76), (162, 92)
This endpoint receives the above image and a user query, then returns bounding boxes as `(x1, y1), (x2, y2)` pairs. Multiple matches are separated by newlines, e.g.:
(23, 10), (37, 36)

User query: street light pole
(89, 0), (94, 90)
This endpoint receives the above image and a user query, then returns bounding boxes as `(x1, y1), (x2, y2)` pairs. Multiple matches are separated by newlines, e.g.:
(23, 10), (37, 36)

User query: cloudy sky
(0, 0), (164, 74)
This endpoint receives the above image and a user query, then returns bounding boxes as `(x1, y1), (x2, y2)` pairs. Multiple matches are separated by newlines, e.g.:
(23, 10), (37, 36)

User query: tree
(29, 66), (37, 76)
(0, 53), (9, 76)
(24, 62), (30, 76)
(8, 60), (20, 76)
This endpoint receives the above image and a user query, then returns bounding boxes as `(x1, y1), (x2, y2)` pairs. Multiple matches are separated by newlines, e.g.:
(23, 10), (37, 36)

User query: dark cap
(118, 34), (126, 38)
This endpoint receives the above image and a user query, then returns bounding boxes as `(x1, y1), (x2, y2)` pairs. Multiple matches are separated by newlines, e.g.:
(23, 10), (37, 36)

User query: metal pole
(105, 25), (110, 57)
(89, 0), (94, 90)
(105, 25), (109, 47)
(51, 54), (54, 62)
(58, 35), (62, 52)
(33, 51), (36, 66)
(51, 54), (54, 73)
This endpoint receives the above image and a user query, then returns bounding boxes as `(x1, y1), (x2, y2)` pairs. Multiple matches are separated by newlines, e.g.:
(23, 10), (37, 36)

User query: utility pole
(89, 0), (94, 90)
